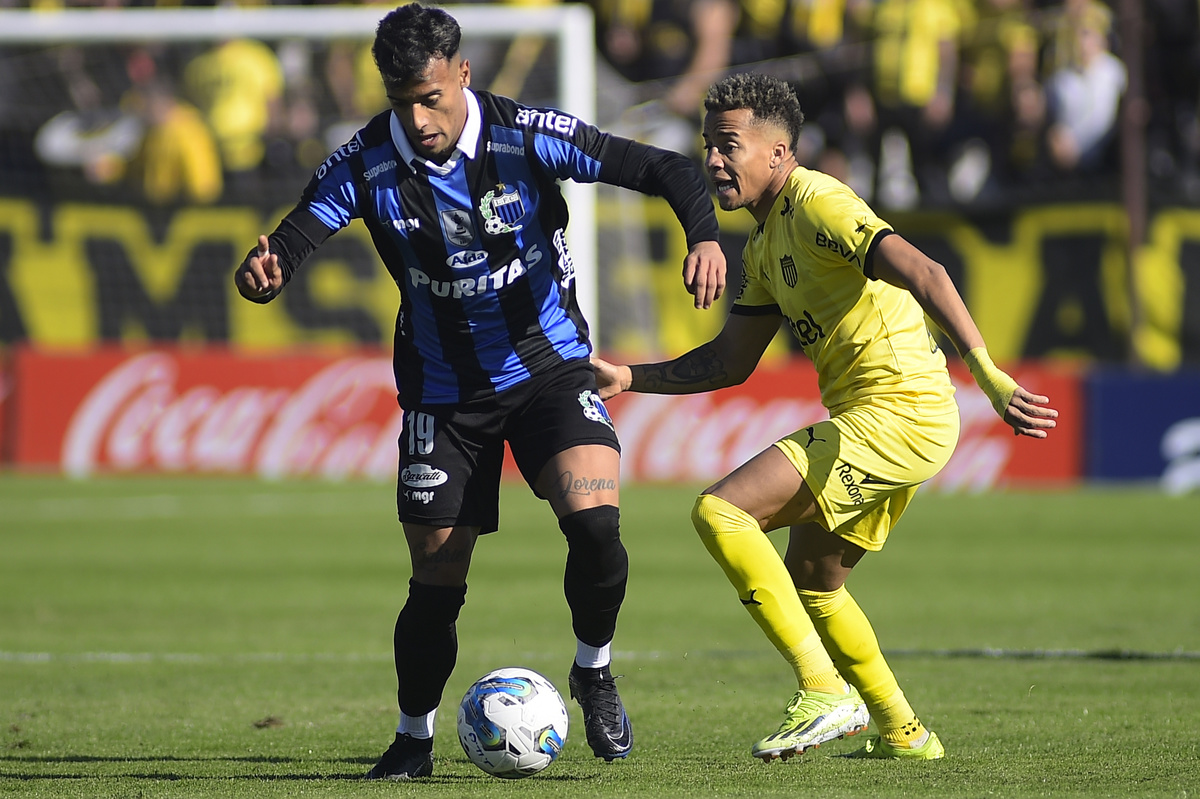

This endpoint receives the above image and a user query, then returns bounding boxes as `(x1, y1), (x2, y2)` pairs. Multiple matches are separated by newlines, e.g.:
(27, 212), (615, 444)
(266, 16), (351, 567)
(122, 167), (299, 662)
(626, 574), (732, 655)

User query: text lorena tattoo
(556, 471), (617, 499)
(415, 545), (470, 572)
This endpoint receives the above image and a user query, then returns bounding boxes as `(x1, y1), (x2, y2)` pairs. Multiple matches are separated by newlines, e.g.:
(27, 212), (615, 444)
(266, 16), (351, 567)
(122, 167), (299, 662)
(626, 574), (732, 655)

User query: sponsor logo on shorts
(578, 390), (614, 431)
(835, 462), (865, 505)
(403, 489), (437, 505)
(401, 463), (448, 487)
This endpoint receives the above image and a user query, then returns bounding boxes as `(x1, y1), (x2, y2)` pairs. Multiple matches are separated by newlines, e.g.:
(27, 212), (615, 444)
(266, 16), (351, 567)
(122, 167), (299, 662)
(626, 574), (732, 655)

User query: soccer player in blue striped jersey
(234, 3), (726, 780)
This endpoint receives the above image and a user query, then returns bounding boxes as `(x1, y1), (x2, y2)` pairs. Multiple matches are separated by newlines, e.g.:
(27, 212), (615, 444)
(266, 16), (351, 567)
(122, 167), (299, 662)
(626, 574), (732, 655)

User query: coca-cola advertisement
(604, 361), (1082, 489)
(9, 347), (403, 480)
(6, 347), (1082, 487)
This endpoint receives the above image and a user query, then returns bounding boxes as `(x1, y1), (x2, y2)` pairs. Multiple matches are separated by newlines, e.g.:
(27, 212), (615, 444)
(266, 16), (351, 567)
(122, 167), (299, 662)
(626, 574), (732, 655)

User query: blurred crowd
(0, 0), (1197, 211)
(590, 0), (1200, 208)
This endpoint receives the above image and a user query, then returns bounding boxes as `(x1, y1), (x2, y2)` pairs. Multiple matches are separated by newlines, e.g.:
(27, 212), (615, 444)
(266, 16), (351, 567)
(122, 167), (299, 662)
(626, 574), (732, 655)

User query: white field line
(2, 648), (1197, 665)
(0, 650), (641, 665)
(0, 489), (392, 523)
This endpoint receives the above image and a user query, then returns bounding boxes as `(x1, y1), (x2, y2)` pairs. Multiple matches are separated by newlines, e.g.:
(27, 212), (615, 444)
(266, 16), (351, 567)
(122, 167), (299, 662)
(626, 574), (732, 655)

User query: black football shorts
(396, 358), (620, 532)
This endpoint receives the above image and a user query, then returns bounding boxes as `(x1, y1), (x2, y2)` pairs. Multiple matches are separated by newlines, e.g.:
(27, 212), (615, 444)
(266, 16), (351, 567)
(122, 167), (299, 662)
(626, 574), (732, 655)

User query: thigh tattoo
(555, 470), (617, 501)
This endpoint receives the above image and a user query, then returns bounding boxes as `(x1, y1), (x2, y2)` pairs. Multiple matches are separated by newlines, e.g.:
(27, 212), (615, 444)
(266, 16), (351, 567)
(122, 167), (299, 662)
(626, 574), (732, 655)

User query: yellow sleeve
(799, 182), (892, 276)
(732, 243), (778, 311)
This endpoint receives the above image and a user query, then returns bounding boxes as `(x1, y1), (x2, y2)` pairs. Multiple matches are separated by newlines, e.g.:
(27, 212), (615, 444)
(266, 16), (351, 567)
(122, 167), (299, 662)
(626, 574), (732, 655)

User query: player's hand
(682, 240), (726, 310)
(237, 234), (283, 300)
(1003, 385), (1058, 438)
(590, 356), (632, 400)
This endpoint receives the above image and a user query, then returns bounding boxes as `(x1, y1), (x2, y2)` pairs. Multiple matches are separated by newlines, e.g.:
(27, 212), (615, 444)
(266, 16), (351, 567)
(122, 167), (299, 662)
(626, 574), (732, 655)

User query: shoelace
(577, 675), (623, 725)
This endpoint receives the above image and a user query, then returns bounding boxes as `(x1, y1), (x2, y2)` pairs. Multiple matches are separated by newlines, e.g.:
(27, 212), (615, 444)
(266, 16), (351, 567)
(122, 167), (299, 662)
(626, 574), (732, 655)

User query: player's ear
(459, 58), (471, 88)
(770, 140), (788, 168)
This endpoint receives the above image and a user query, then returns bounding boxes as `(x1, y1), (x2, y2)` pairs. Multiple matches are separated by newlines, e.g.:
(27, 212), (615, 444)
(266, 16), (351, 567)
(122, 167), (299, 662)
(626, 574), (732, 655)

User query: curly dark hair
(373, 3), (462, 86)
(704, 73), (805, 155)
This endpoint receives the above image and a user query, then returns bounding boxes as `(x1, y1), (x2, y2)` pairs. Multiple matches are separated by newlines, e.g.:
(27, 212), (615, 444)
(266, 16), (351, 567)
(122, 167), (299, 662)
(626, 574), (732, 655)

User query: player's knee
(559, 504), (620, 547)
(797, 585), (848, 617)
(691, 493), (726, 541)
(559, 505), (626, 581)
(400, 579), (467, 631)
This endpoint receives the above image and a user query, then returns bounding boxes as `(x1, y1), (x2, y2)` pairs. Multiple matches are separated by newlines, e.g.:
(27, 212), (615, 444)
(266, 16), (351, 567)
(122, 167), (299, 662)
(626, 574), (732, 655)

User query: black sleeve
(596, 136), (720, 250)
(235, 207), (335, 304)
(861, 229), (894, 281)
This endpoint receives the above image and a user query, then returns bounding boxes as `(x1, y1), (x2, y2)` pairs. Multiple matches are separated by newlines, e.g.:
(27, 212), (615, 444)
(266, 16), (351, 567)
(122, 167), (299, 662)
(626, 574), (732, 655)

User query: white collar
(390, 88), (481, 177)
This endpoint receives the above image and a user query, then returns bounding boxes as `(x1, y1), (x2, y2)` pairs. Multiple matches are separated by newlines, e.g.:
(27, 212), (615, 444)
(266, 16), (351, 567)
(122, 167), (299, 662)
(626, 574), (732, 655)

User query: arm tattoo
(636, 345), (730, 393)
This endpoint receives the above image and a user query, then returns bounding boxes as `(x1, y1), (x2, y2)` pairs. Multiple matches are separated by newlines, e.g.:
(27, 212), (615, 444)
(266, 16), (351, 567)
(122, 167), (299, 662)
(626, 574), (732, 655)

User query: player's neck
(749, 160), (796, 225)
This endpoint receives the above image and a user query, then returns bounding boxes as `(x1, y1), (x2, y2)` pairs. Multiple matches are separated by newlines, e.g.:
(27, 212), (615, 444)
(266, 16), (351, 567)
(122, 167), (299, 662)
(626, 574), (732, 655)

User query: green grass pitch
(1, 476), (1198, 798)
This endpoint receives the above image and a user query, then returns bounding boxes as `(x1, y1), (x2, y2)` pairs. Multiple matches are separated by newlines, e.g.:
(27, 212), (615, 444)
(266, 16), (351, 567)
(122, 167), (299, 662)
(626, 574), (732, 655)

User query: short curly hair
(373, 3), (462, 86)
(704, 73), (805, 155)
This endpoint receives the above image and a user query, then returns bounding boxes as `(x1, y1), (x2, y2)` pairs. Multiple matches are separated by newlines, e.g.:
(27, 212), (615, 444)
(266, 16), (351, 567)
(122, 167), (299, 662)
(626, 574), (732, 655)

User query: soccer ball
(456, 667), (569, 779)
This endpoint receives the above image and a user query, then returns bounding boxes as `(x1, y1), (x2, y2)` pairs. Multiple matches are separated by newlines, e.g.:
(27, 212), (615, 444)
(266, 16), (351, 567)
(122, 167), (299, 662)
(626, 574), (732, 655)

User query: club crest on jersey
(440, 208), (476, 247)
(480, 183), (526, 235)
(780, 254), (798, 288)
(578, 390), (614, 431)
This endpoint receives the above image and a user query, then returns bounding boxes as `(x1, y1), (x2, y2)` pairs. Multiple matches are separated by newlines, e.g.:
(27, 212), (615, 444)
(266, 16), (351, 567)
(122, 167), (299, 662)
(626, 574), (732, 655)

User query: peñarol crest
(780, 253), (798, 288)
(480, 183), (526, 235)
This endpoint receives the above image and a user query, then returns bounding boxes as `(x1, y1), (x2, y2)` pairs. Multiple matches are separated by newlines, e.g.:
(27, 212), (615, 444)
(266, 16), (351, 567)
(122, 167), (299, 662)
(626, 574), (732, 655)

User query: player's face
(386, 55), (471, 163)
(702, 108), (787, 220)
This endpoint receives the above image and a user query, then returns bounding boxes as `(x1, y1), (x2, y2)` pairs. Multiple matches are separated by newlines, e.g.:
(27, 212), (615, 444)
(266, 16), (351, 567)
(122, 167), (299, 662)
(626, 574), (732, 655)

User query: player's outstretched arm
(873, 234), (1058, 438)
(591, 312), (779, 400)
(681, 240), (727, 310)
(236, 234), (284, 301)
(594, 138), (723, 308)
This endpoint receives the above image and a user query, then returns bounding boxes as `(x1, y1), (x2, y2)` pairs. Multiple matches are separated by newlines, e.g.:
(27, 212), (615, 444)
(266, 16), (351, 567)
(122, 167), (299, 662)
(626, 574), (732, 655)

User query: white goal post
(0, 3), (601, 338)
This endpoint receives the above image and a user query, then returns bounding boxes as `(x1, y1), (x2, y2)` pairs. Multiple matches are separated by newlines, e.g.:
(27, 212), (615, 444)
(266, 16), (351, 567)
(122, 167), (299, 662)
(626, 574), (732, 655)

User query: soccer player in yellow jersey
(593, 73), (1059, 761)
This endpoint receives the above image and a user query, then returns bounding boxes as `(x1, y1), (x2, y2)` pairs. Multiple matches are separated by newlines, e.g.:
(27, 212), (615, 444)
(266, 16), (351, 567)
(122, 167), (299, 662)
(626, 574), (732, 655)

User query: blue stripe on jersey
(492, 128), (590, 381)
(389, 190), (458, 402)
(427, 159), (533, 391)
(533, 131), (603, 182)
(307, 180), (358, 230)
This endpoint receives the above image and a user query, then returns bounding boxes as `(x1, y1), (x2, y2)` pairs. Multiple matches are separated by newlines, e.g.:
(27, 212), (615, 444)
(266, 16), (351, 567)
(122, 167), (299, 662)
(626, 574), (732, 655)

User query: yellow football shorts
(774, 401), (960, 551)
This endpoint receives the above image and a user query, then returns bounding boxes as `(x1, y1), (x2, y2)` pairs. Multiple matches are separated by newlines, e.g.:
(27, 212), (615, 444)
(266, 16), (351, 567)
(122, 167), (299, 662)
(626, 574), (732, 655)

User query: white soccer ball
(457, 667), (569, 779)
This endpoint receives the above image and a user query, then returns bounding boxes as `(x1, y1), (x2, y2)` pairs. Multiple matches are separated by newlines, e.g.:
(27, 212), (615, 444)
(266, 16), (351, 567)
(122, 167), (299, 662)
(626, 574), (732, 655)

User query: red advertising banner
(7, 348), (1082, 488)
(10, 347), (402, 480)
(605, 361), (1082, 489)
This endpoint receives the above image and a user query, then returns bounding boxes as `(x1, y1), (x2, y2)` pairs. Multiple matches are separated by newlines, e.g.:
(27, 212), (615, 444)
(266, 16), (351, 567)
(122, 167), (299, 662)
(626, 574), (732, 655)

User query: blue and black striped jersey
(258, 89), (718, 407)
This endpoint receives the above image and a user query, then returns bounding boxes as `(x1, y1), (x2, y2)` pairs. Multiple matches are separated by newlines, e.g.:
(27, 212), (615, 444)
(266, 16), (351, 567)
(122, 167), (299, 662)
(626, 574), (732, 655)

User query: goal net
(0, 4), (600, 348)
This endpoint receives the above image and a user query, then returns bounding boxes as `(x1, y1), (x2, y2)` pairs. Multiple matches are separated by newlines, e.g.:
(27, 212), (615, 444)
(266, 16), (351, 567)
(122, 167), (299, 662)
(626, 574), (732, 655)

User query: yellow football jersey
(733, 167), (955, 414)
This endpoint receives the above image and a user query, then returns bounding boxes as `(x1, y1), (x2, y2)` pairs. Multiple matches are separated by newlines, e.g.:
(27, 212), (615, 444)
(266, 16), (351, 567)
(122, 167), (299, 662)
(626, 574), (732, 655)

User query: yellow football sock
(797, 585), (928, 744)
(692, 494), (842, 692)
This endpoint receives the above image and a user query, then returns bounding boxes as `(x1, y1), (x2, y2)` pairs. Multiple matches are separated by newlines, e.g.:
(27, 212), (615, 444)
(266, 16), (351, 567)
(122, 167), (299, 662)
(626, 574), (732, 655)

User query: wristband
(963, 347), (1018, 417)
